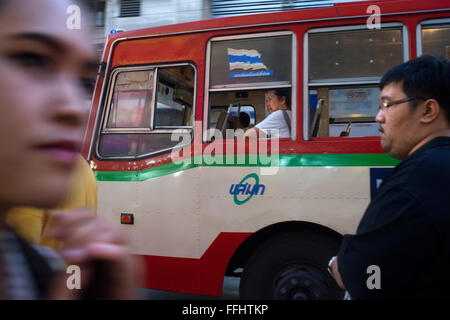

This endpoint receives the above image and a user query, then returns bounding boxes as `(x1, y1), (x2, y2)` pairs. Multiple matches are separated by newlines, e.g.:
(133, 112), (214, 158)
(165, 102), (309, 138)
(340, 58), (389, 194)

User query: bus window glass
(329, 87), (379, 119)
(107, 70), (154, 128)
(207, 33), (295, 141)
(307, 26), (405, 139)
(231, 106), (255, 126)
(98, 132), (189, 158)
(422, 25), (450, 59)
(329, 87), (380, 137)
(308, 86), (380, 138)
(208, 88), (292, 140)
(209, 104), (255, 130)
(155, 66), (195, 127)
(210, 35), (292, 88)
(99, 65), (194, 159)
(309, 29), (403, 82)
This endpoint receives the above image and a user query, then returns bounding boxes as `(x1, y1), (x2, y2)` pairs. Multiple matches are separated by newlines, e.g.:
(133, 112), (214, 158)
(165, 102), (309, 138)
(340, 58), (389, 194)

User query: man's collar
(407, 136), (450, 160)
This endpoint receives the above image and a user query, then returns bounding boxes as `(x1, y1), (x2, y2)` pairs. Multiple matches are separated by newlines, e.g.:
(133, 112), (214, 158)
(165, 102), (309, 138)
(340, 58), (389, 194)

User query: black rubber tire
(239, 232), (344, 300)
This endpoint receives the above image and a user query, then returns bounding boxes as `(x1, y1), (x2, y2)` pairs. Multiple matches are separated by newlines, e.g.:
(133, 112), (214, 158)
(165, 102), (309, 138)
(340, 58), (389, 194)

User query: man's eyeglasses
(378, 97), (429, 111)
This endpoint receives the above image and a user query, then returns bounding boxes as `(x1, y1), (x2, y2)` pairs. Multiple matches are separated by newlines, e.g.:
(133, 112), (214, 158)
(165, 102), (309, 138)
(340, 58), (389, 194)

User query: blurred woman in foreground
(0, 0), (139, 299)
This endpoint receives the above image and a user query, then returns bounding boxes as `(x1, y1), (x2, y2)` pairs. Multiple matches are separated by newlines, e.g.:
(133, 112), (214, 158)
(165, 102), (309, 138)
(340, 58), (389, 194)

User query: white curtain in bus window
(309, 28), (403, 83)
(210, 35), (292, 88)
(107, 70), (154, 128)
(329, 87), (379, 119)
(422, 25), (450, 59)
(328, 87), (380, 137)
(155, 66), (194, 127)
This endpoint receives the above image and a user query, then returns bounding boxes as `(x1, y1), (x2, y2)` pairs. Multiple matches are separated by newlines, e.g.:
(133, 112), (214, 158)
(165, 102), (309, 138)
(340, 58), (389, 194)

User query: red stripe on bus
(87, 138), (385, 172)
(135, 232), (252, 296)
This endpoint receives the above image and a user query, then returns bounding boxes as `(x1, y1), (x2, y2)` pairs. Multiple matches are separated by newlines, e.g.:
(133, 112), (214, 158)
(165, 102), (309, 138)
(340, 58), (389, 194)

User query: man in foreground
(329, 55), (450, 299)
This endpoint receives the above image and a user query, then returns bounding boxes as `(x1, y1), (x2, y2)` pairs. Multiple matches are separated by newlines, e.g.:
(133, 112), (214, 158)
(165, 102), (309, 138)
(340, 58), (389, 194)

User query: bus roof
(107, 0), (449, 42)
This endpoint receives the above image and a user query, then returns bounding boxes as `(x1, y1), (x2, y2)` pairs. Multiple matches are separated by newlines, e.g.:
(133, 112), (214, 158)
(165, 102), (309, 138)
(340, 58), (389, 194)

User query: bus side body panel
(84, 0), (450, 295)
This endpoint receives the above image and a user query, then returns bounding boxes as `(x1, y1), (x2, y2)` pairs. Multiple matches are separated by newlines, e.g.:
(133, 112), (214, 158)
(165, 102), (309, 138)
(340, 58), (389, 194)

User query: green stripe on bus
(94, 153), (399, 182)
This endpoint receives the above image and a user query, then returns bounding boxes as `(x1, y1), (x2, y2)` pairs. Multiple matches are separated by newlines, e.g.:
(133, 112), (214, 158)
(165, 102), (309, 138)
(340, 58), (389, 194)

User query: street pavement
(139, 276), (240, 300)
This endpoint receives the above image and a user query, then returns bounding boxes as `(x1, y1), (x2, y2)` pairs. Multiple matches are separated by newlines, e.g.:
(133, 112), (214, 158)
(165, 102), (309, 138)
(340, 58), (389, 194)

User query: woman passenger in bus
(244, 88), (291, 139)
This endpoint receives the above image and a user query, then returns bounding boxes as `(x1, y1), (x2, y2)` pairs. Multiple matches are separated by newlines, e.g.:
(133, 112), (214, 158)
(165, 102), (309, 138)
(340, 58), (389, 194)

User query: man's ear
(420, 99), (440, 124)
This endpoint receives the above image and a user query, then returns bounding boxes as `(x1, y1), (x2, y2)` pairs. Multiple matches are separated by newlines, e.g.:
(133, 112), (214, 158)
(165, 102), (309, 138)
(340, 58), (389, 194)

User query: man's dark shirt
(338, 137), (450, 299)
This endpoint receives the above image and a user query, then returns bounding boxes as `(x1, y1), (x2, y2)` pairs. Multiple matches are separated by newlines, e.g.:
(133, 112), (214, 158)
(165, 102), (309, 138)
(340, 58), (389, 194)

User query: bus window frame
(95, 62), (197, 160)
(303, 22), (410, 141)
(416, 18), (450, 57)
(203, 31), (297, 142)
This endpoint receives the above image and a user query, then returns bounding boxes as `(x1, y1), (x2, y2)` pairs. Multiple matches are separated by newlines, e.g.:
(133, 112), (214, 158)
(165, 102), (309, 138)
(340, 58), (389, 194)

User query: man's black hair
(380, 55), (450, 123)
(239, 112), (250, 127)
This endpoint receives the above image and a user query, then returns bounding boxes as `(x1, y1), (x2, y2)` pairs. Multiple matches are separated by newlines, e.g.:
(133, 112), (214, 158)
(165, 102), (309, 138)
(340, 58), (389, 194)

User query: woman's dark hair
(380, 55), (450, 122)
(271, 88), (291, 110)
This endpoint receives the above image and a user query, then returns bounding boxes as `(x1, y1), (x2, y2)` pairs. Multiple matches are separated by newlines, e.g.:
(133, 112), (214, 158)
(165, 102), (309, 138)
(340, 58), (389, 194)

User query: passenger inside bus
(244, 88), (291, 139)
(226, 111), (250, 130)
(208, 88), (291, 140)
(238, 112), (251, 129)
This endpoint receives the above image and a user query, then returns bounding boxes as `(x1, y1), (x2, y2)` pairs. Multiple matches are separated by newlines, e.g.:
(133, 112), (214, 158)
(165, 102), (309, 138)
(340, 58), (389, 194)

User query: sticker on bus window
(346, 90), (369, 102)
(227, 48), (273, 78)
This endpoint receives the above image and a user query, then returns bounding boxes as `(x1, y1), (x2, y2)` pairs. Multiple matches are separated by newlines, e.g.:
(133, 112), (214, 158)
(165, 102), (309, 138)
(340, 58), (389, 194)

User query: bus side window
(206, 32), (295, 140)
(98, 65), (195, 159)
(306, 25), (406, 138)
(419, 21), (450, 59)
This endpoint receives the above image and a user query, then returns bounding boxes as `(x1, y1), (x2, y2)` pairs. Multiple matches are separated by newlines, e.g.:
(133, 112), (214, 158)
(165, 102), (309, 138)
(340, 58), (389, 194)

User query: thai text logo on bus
(230, 173), (266, 205)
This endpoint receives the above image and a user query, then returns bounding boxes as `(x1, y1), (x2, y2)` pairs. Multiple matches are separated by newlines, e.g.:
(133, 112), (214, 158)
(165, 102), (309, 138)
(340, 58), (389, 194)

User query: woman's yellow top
(6, 156), (97, 249)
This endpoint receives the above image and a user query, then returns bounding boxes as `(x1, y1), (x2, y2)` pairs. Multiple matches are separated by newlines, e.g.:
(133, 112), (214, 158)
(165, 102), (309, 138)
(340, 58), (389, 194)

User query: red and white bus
(82, 0), (450, 299)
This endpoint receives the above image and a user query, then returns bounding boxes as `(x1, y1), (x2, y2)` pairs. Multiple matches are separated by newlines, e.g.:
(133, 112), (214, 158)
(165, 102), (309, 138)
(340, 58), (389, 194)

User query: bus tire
(239, 232), (344, 300)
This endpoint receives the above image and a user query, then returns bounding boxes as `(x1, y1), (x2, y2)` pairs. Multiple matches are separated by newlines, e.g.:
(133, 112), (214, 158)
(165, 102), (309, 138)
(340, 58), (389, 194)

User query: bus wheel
(239, 232), (343, 300)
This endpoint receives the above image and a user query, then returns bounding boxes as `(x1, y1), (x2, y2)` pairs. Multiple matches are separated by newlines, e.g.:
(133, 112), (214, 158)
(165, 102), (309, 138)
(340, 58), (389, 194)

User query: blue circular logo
(234, 173), (260, 205)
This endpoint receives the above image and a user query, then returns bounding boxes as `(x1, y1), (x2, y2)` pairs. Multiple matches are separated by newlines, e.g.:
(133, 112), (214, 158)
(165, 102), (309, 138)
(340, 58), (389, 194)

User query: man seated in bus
(226, 111), (251, 131)
(244, 88), (291, 139)
(238, 112), (251, 130)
